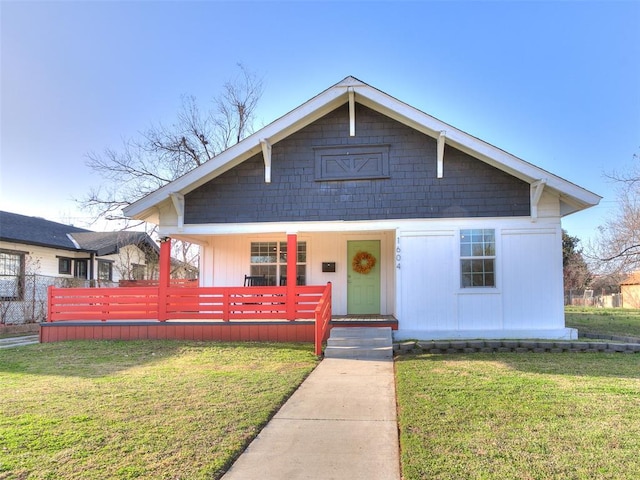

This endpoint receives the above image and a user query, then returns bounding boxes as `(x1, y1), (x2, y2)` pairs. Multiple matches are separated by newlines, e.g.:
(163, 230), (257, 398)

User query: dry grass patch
(0, 340), (318, 479)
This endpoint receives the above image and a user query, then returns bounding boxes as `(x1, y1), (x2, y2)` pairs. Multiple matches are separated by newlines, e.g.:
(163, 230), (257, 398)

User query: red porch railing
(314, 282), (332, 355)
(47, 286), (160, 321)
(47, 283), (332, 354)
(119, 279), (198, 288)
(163, 285), (328, 321)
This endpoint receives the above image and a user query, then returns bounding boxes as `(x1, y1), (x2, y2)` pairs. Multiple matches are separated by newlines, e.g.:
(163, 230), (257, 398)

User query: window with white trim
(250, 241), (306, 286)
(460, 229), (495, 288)
(98, 260), (113, 281)
(0, 250), (25, 300)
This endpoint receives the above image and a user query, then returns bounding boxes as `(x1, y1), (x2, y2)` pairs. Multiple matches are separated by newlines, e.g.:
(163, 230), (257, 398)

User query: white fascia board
(156, 215), (552, 238)
(158, 219), (400, 237)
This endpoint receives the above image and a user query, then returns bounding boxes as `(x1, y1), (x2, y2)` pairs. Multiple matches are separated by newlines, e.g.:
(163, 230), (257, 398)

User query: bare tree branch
(589, 149), (640, 275)
(78, 65), (264, 227)
(77, 65), (264, 272)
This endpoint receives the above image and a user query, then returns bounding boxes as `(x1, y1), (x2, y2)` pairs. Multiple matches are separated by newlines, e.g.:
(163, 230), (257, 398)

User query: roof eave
(123, 76), (601, 220)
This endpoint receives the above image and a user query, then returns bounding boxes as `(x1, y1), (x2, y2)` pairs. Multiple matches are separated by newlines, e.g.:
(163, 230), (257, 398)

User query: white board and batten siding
(395, 214), (573, 340)
(197, 220), (572, 340)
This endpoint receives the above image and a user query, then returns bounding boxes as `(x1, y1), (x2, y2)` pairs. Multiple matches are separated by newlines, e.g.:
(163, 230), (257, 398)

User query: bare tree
(590, 151), (640, 275)
(81, 64), (264, 224)
(80, 65), (263, 274)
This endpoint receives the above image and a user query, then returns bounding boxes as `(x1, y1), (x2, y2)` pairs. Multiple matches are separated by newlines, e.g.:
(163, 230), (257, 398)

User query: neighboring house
(0, 211), (159, 323)
(123, 76), (601, 340)
(620, 273), (640, 309)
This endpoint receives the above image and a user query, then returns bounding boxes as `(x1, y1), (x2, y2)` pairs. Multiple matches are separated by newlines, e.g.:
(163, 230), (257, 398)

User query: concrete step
(327, 337), (391, 347)
(0, 335), (39, 349)
(329, 327), (393, 339)
(324, 327), (393, 359)
(323, 345), (393, 359)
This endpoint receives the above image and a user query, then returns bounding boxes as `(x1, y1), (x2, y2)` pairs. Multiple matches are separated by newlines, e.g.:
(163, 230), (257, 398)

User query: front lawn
(396, 353), (640, 479)
(0, 340), (318, 479)
(565, 307), (640, 337)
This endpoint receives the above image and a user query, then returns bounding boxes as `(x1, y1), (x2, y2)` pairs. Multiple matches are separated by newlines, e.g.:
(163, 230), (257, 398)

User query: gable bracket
(437, 131), (446, 178)
(170, 192), (185, 231)
(530, 179), (547, 222)
(348, 87), (356, 137)
(260, 139), (272, 183)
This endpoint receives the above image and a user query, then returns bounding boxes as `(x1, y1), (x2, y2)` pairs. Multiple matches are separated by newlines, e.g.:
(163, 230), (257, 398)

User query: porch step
(324, 327), (393, 359)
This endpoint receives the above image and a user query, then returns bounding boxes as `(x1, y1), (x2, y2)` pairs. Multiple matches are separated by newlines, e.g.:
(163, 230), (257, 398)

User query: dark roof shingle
(0, 211), (158, 256)
(0, 211), (91, 251)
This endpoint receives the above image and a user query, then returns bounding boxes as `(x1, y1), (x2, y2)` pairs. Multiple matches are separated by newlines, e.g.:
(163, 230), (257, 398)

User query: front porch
(43, 232), (400, 353)
(39, 316), (398, 344)
(44, 281), (334, 355)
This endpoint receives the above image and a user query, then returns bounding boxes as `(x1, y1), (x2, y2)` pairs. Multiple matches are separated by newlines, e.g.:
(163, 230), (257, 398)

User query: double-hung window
(74, 259), (88, 279)
(250, 241), (306, 286)
(58, 257), (72, 275)
(0, 250), (25, 300)
(98, 260), (113, 281)
(460, 229), (496, 288)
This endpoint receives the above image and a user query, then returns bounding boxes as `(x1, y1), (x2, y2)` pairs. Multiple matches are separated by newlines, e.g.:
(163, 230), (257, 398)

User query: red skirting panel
(40, 321), (316, 344)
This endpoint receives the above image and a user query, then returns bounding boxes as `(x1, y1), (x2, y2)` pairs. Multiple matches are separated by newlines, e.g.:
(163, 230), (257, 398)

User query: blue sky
(1, 1), (638, 244)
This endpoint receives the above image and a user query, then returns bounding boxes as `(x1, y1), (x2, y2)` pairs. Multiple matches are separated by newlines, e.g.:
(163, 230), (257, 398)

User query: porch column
(286, 233), (297, 321)
(158, 237), (171, 321)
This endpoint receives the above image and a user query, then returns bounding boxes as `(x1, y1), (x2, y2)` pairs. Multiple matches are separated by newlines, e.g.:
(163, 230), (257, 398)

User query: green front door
(347, 240), (381, 314)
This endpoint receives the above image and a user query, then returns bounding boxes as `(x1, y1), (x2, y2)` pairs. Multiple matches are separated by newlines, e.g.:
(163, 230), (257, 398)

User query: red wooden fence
(119, 279), (198, 288)
(48, 284), (330, 323)
(314, 282), (332, 355)
(48, 286), (160, 321)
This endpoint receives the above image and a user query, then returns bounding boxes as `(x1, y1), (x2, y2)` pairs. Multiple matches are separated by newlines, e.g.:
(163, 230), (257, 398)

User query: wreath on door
(352, 251), (377, 275)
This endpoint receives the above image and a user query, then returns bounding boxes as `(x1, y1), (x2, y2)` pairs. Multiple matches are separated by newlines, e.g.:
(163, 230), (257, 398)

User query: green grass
(565, 307), (640, 337)
(0, 340), (318, 479)
(396, 353), (640, 479)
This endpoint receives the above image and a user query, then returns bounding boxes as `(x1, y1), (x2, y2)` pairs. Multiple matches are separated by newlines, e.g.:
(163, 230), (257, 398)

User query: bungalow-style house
(0, 211), (160, 323)
(121, 76), (600, 340)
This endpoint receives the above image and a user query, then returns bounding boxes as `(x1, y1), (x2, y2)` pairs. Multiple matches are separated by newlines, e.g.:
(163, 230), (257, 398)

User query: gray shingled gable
(124, 76), (600, 223)
(184, 104), (530, 224)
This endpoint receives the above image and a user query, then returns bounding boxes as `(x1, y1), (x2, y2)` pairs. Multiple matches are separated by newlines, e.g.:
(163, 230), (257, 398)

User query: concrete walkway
(222, 357), (400, 480)
(0, 335), (39, 349)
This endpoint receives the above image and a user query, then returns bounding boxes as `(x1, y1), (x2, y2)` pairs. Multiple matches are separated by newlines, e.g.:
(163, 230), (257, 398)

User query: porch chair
(244, 275), (267, 286)
(279, 276), (305, 286)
